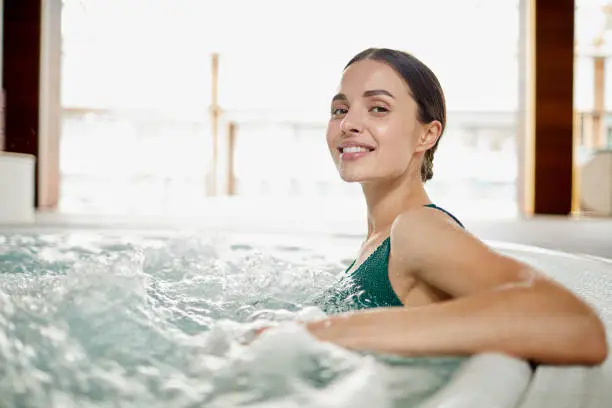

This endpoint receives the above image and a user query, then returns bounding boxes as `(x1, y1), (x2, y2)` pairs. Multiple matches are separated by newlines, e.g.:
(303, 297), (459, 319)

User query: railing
(574, 111), (612, 150)
(60, 108), (214, 214)
(59, 109), (520, 212)
(59, 107), (611, 215)
(221, 110), (519, 196)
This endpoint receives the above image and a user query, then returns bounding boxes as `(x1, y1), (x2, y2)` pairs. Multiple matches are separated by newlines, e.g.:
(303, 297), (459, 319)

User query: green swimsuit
(317, 204), (464, 313)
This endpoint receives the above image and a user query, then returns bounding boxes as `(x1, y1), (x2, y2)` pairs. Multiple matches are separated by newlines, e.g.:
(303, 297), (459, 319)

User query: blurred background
(57, 0), (521, 219)
(2, 0), (612, 252)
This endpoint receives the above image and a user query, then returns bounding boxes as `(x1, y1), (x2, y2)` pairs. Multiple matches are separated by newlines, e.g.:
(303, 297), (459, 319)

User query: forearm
(307, 284), (607, 365)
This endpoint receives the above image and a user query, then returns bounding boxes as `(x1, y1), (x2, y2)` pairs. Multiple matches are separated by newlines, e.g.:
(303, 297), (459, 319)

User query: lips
(337, 143), (376, 153)
(337, 142), (375, 161)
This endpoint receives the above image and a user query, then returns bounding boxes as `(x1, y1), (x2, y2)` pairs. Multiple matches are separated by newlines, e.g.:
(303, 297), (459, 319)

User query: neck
(362, 174), (430, 239)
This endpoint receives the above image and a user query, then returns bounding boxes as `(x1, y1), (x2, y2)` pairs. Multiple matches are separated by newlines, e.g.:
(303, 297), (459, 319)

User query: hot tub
(0, 228), (609, 407)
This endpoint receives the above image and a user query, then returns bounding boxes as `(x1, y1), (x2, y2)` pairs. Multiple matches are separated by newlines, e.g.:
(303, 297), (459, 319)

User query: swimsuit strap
(424, 203), (465, 228)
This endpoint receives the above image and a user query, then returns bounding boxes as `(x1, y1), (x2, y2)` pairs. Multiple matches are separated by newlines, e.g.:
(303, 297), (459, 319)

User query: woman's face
(326, 59), (436, 184)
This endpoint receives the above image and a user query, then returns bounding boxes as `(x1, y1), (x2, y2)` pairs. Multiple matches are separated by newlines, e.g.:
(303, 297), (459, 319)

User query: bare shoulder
(391, 206), (464, 240)
(389, 206), (546, 297)
(389, 205), (467, 265)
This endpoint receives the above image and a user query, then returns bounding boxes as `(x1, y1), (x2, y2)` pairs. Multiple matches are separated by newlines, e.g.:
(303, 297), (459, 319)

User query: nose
(340, 111), (364, 135)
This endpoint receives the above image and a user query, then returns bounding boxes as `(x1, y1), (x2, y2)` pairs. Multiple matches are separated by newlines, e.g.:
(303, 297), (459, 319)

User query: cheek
(402, 132), (420, 153)
(374, 121), (413, 151)
(374, 121), (420, 165)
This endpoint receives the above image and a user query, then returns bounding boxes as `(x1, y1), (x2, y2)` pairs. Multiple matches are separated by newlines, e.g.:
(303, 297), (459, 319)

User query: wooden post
(38, 0), (62, 209)
(517, 0), (534, 216)
(207, 53), (221, 196)
(3, 0), (42, 207)
(227, 121), (236, 195)
(0, 0), (4, 152)
(593, 56), (606, 148)
(518, 0), (575, 215)
(2, 0), (61, 209)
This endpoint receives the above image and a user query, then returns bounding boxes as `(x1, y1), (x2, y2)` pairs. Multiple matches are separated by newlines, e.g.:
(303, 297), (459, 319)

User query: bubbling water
(0, 232), (461, 407)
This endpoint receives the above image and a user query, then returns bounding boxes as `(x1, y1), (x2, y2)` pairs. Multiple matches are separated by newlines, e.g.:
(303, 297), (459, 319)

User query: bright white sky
(61, 0), (521, 114)
(61, 0), (612, 114)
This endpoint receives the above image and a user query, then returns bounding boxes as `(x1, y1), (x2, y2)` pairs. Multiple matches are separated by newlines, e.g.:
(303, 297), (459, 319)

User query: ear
(414, 121), (442, 153)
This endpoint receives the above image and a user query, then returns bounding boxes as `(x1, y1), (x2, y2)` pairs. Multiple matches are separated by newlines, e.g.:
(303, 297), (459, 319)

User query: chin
(338, 171), (370, 183)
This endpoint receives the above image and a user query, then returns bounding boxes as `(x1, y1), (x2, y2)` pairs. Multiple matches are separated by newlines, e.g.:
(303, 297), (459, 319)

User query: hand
(252, 319), (310, 337)
(253, 326), (272, 336)
(304, 318), (335, 341)
(246, 318), (333, 343)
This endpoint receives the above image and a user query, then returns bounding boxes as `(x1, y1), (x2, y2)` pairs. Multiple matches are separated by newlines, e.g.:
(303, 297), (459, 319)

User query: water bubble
(0, 232), (463, 407)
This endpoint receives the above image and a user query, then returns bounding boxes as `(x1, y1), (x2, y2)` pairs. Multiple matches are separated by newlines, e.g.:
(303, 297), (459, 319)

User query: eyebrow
(332, 89), (395, 102)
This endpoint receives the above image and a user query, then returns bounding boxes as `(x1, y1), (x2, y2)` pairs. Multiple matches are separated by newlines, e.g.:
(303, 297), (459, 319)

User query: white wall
(0, 153), (35, 224)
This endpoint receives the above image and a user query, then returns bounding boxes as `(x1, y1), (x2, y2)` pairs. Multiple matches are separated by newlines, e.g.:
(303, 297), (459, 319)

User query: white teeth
(342, 146), (369, 153)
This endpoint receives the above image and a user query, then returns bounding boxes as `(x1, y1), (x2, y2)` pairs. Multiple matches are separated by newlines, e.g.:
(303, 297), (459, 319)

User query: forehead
(338, 59), (412, 98)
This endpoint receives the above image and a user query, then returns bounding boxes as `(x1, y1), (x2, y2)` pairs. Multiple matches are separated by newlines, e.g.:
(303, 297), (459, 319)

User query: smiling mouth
(338, 146), (375, 154)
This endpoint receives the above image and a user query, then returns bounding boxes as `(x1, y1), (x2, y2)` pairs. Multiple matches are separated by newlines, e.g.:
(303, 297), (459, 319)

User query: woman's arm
(305, 208), (608, 365)
(306, 280), (607, 364)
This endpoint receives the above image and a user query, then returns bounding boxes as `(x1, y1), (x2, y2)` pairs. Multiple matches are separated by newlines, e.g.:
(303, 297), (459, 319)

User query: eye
(332, 107), (348, 116)
(370, 106), (389, 114)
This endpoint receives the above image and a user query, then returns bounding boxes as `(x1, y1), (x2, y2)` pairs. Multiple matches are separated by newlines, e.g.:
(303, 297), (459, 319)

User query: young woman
(264, 48), (608, 365)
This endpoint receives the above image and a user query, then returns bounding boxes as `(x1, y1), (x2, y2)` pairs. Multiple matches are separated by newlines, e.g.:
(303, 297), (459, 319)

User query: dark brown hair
(345, 48), (446, 182)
